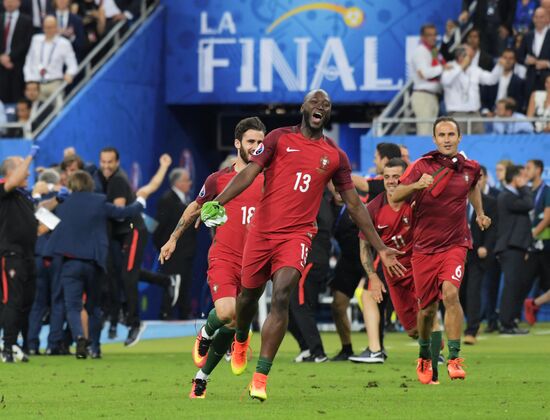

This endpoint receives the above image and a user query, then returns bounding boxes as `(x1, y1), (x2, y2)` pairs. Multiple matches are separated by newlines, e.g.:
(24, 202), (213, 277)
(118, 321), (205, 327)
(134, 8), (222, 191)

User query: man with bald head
(517, 7), (550, 100)
(198, 89), (404, 401)
(0, 146), (39, 363)
(0, 0), (33, 103)
(23, 14), (77, 108)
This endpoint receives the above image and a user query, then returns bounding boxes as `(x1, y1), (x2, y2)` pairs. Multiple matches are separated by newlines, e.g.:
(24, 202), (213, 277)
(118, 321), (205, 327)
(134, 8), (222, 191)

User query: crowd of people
(0, 88), (548, 402)
(410, 0), (550, 134)
(0, 145), (197, 362)
(0, 0), (142, 136)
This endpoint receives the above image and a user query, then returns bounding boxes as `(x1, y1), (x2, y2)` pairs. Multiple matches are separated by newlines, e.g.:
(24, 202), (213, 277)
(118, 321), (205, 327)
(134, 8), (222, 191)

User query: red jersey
(249, 125), (354, 237)
(360, 193), (413, 282)
(196, 166), (264, 262)
(399, 151), (481, 254)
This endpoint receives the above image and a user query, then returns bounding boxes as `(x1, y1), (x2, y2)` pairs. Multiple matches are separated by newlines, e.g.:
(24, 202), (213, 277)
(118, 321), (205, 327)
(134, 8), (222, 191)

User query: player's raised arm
(392, 173), (433, 202)
(215, 162), (262, 206)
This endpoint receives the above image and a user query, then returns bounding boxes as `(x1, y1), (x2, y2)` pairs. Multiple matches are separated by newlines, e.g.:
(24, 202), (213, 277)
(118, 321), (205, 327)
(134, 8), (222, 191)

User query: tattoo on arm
(360, 240), (376, 275)
(169, 202), (200, 241)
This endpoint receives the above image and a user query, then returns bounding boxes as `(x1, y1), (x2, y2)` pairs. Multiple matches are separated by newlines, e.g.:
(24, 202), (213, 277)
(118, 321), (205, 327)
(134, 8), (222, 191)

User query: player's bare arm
(340, 188), (406, 277)
(359, 239), (386, 303)
(159, 200), (201, 263)
(351, 174), (370, 193)
(137, 154), (172, 196)
(392, 173), (434, 203)
(215, 162), (263, 205)
(468, 182), (491, 231)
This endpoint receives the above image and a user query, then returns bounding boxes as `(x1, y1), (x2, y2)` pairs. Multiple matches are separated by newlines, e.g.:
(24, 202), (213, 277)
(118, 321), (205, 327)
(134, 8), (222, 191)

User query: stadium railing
(0, 0), (157, 140)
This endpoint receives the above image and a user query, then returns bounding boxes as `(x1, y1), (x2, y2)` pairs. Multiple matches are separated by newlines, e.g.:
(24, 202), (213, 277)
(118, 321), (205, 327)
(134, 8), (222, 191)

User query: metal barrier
(0, 0), (158, 139)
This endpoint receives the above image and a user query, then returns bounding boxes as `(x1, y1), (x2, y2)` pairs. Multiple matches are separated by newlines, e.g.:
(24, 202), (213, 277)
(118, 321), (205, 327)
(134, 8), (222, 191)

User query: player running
(158, 117), (266, 399)
(392, 116), (491, 384)
(354, 158), (443, 383)
(200, 89), (405, 401)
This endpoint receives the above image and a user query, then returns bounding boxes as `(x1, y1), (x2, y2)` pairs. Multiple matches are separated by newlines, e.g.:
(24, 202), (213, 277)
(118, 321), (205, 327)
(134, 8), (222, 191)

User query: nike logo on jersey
(286, 147), (300, 152)
(377, 224), (389, 229)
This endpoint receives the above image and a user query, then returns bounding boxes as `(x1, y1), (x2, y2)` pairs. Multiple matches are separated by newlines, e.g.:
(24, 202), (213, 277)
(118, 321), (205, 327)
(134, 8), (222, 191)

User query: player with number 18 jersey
(196, 166), (264, 301)
(242, 125), (354, 289)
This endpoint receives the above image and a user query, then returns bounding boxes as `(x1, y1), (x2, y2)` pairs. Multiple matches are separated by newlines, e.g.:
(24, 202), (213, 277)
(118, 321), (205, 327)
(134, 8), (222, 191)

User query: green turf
(1, 325), (549, 419)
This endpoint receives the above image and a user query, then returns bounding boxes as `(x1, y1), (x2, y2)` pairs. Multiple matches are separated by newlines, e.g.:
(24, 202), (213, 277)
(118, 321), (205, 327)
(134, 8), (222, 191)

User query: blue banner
(163, 0), (459, 104)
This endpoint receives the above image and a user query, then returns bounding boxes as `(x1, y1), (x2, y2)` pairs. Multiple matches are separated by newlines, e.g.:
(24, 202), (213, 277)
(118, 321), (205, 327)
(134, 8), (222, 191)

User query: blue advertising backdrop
(162, 0), (459, 104)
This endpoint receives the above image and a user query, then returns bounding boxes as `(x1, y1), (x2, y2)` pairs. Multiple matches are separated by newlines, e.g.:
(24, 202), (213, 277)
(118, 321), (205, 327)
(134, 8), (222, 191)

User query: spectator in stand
(23, 15), (77, 109)
(72, 0), (105, 56)
(495, 165), (533, 334)
(20, 0), (54, 33)
(102, 0), (140, 33)
(441, 44), (503, 134)
(461, 166), (497, 345)
(5, 97), (31, 137)
(467, 28), (494, 71)
(440, 19), (461, 62)
(0, 0), (33, 104)
(513, 0), (538, 35)
(409, 23), (445, 136)
(527, 73), (550, 131)
(517, 7), (550, 104)
(493, 97), (534, 134)
(482, 48), (526, 113)
(542, 0), (550, 17)
(53, 0), (85, 60)
(459, 0), (515, 58)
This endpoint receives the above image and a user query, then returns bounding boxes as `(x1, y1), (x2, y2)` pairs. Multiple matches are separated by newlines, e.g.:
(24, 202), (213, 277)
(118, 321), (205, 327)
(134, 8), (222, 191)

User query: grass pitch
(1, 325), (549, 419)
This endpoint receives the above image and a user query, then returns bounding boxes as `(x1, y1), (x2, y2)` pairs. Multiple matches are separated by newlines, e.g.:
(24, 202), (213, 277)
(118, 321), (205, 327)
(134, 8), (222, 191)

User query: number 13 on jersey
(294, 172), (311, 192)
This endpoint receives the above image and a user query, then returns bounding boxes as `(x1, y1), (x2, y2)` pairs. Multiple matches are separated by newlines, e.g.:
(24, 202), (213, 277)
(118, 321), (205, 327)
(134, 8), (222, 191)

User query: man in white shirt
(23, 15), (77, 109)
(441, 44), (503, 134)
(409, 23), (444, 135)
(493, 97), (534, 134)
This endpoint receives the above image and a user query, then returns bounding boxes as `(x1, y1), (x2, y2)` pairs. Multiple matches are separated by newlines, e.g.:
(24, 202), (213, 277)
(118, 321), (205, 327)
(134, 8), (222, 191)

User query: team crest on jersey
(402, 216), (409, 225)
(464, 174), (469, 183)
(317, 155), (330, 172)
(253, 143), (264, 156)
(213, 284), (218, 293)
(198, 185), (206, 198)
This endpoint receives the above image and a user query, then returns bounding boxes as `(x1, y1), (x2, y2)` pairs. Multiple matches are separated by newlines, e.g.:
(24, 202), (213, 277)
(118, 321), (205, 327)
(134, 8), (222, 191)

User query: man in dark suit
(20, 0), (54, 32)
(44, 170), (150, 358)
(153, 168), (197, 319)
(53, 0), (85, 60)
(461, 166), (497, 345)
(467, 28), (493, 71)
(103, 0), (140, 33)
(517, 7), (550, 103)
(482, 49), (526, 112)
(0, 0), (33, 103)
(495, 165), (534, 334)
(459, 0), (515, 57)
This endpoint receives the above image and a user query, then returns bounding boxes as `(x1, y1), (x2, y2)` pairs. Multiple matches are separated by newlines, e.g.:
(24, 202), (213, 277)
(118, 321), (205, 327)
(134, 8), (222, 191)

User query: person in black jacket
(43, 170), (150, 358)
(495, 165), (533, 334)
(461, 166), (497, 344)
(152, 168), (196, 319)
(0, 146), (39, 363)
(0, 0), (33, 103)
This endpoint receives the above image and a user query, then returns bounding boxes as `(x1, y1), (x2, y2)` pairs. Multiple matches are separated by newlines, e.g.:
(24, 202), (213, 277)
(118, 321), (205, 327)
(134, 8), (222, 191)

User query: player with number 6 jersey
(392, 116), (490, 384)
(158, 117), (266, 399)
(201, 89), (405, 402)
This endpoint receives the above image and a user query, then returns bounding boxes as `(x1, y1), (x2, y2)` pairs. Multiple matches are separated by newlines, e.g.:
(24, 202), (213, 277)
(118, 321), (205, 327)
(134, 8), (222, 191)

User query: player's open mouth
(312, 111), (323, 124)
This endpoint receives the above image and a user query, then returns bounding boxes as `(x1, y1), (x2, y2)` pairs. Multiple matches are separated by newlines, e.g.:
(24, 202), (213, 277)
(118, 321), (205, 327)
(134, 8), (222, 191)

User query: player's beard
(303, 109), (326, 133)
(239, 146), (250, 164)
